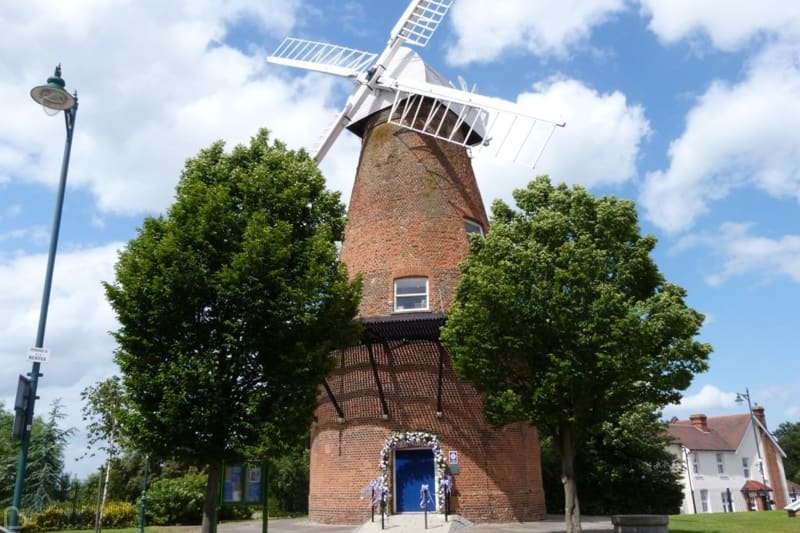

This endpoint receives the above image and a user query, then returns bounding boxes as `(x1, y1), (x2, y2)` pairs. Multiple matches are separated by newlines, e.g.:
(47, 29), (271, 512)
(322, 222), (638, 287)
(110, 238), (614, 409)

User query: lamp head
(735, 393), (745, 404)
(30, 64), (76, 112)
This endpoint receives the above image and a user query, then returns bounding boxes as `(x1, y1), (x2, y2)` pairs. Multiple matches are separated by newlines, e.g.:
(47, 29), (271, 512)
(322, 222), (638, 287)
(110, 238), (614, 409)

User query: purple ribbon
(440, 474), (452, 496)
(420, 484), (432, 509)
(361, 478), (386, 507)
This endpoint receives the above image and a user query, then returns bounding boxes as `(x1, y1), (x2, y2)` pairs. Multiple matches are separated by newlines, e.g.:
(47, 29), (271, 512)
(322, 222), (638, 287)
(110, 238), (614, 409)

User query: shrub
(23, 501), (134, 532)
(145, 472), (206, 525)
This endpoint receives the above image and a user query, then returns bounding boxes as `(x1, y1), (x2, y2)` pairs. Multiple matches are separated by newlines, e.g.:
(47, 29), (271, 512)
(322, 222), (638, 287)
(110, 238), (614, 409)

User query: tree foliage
(441, 177), (711, 532)
(541, 405), (684, 515)
(81, 376), (127, 460)
(775, 421), (800, 483)
(104, 129), (361, 532)
(0, 400), (75, 511)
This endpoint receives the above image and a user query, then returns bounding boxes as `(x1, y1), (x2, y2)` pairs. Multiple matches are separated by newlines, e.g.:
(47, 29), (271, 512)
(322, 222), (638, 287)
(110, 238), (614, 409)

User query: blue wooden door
(395, 448), (435, 513)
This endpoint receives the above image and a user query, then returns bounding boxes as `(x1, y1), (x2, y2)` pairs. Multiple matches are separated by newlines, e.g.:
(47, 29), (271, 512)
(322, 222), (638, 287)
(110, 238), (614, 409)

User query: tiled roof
(742, 479), (772, 492)
(667, 414), (751, 451)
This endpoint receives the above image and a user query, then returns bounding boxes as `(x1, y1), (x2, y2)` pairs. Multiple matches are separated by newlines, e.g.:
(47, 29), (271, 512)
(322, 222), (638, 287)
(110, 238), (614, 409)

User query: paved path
(215, 515), (615, 533)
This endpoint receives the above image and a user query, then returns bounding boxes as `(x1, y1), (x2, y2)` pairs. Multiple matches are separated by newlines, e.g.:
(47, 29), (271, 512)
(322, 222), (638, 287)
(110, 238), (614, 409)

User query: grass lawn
(669, 510), (798, 532)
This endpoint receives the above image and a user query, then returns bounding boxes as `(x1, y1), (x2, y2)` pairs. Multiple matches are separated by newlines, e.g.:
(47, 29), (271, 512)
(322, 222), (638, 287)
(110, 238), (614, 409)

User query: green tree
(81, 376), (128, 522)
(441, 177), (711, 532)
(775, 421), (800, 483)
(541, 405), (683, 515)
(24, 399), (76, 511)
(1, 402), (17, 506)
(104, 129), (361, 533)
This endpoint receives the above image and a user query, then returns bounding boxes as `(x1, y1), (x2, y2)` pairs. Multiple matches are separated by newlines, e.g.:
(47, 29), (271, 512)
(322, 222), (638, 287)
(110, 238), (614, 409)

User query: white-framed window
(742, 457), (750, 478)
(716, 452), (725, 474)
(692, 453), (699, 474)
(464, 218), (484, 236)
(721, 490), (734, 512)
(700, 489), (709, 512)
(394, 277), (429, 312)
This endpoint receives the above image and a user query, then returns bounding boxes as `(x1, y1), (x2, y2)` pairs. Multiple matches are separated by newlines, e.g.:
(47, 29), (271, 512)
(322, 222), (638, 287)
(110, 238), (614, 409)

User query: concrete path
(215, 515), (615, 533)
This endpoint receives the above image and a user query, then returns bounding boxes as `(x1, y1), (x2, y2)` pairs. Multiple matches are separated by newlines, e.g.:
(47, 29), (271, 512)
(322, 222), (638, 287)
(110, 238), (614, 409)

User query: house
(667, 405), (790, 513)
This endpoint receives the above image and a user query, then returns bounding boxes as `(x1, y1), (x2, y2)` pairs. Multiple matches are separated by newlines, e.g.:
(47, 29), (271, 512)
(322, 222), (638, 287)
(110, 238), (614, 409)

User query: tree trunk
(98, 454), (112, 528)
(559, 425), (582, 533)
(201, 463), (221, 533)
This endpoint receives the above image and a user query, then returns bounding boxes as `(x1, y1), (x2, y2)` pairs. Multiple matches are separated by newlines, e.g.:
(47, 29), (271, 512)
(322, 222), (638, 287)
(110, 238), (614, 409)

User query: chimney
(752, 403), (767, 427)
(690, 414), (709, 432)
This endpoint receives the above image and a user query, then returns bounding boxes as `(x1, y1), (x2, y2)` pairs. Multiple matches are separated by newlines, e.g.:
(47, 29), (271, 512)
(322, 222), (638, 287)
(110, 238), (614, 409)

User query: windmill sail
(393, 0), (453, 47)
(385, 77), (565, 168)
(268, 38), (377, 78)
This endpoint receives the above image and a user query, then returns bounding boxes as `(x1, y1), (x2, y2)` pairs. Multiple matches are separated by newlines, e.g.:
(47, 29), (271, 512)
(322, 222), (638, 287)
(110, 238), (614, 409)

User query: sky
(1, 0), (799, 479)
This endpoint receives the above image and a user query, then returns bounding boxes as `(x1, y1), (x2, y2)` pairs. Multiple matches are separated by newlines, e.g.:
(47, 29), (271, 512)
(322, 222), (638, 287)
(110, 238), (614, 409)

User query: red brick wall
(309, 109), (545, 524)
(309, 340), (546, 524)
(340, 110), (487, 317)
(753, 406), (787, 509)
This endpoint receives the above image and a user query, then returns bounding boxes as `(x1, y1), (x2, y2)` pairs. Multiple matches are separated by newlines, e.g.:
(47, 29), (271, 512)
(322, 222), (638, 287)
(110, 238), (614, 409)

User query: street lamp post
(8, 65), (78, 531)
(736, 387), (771, 511)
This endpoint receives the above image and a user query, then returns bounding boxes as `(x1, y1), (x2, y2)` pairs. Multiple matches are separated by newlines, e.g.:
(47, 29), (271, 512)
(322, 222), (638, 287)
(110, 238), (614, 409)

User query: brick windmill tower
(269, 0), (563, 524)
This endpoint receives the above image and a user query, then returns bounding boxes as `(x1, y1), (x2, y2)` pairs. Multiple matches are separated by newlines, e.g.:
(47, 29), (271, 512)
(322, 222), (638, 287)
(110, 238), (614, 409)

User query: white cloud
(641, 42), (800, 234)
(667, 384), (738, 414)
(0, 243), (121, 476)
(473, 78), (650, 209)
(445, 0), (627, 64)
(640, 0), (800, 51)
(0, 0), (351, 217)
(673, 222), (800, 286)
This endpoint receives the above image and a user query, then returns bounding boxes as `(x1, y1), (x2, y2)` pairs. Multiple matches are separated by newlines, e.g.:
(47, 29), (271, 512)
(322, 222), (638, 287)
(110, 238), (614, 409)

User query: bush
(24, 501), (135, 532)
(102, 501), (136, 528)
(145, 472), (206, 525)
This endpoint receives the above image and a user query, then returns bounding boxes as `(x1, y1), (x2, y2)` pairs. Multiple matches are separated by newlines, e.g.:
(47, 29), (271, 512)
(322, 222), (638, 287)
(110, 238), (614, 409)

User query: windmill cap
(347, 46), (485, 145)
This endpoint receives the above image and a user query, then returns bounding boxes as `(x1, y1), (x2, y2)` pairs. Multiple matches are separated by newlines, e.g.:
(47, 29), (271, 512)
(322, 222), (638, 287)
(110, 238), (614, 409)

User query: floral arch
(374, 431), (450, 510)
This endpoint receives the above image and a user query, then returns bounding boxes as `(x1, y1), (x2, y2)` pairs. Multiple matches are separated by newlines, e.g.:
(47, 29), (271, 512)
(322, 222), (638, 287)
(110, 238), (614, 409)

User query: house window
(700, 489), (709, 512)
(721, 490), (734, 512)
(463, 218), (484, 236)
(742, 457), (750, 478)
(716, 453), (725, 474)
(394, 277), (429, 312)
(692, 453), (699, 474)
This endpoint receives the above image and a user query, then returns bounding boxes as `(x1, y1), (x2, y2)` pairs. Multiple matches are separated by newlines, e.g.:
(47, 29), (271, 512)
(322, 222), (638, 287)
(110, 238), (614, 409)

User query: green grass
(669, 510), (798, 532)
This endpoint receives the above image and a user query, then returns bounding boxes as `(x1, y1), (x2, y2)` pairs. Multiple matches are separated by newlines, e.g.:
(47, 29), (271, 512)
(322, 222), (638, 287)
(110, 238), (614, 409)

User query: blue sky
(2, 1), (799, 478)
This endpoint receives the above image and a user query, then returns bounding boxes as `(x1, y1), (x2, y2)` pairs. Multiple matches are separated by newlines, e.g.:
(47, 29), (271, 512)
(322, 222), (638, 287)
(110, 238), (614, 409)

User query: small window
(700, 489), (709, 512)
(716, 453), (725, 474)
(464, 218), (484, 236)
(692, 453), (699, 474)
(394, 277), (428, 312)
(742, 457), (750, 478)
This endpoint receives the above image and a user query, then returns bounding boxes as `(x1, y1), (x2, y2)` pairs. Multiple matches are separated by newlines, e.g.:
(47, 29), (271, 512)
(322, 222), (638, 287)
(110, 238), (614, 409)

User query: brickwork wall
(753, 406), (788, 509)
(310, 109), (545, 524)
(340, 110), (487, 317)
(309, 340), (546, 524)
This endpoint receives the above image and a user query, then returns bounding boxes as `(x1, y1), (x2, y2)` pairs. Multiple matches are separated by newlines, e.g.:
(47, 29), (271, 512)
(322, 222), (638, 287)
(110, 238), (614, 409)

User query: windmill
(268, 0), (562, 525)
(269, 0), (563, 167)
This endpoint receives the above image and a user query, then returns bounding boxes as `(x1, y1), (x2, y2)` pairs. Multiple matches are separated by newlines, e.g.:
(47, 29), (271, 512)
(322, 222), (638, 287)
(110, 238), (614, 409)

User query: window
(394, 277), (428, 312)
(716, 453), (725, 474)
(463, 218), (484, 236)
(742, 457), (750, 478)
(692, 453), (699, 474)
(700, 489), (709, 512)
(721, 490), (734, 512)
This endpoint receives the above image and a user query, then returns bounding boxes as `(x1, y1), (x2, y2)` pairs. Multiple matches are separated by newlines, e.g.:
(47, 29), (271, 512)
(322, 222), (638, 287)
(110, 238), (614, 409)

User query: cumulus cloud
(0, 0), (357, 218)
(0, 243), (121, 475)
(673, 222), (800, 286)
(666, 384), (739, 415)
(640, 0), (800, 51)
(640, 43), (800, 234)
(445, 0), (627, 64)
(473, 77), (650, 208)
